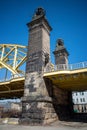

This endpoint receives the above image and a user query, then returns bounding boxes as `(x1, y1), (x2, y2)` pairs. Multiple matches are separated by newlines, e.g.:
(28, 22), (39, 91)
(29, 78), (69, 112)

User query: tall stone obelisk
(20, 8), (58, 125)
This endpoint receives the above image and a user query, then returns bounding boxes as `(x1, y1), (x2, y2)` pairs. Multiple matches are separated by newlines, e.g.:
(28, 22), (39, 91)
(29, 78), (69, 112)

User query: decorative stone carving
(32, 7), (46, 20)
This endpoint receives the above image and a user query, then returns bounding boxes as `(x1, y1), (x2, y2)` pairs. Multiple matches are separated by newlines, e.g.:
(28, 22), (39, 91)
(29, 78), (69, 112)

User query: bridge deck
(0, 77), (24, 99)
(43, 68), (87, 91)
(0, 66), (87, 99)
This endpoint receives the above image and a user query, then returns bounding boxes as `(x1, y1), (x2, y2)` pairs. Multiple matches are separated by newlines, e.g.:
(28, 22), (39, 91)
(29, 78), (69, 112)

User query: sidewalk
(0, 121), (87, 130)
(50, 121), (87, 127)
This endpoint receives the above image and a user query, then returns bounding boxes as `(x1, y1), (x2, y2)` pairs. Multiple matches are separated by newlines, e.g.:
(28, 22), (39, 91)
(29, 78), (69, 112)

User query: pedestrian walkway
(50, 121), (87, 127)
(0, 121), (87, 130)
(0, 123), (87, 130)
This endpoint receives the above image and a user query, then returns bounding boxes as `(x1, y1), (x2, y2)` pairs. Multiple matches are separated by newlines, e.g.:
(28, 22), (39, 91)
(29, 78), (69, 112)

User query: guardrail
(45, 61), (87, 72)
(0, 74), (25, 83)
(0, 61), (87, 82)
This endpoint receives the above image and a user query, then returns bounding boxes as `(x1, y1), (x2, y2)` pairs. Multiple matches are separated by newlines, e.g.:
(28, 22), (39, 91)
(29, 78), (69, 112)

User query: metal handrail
(68, 61), (87, 70)
(0, 61), (87, 82)
(0, 74), (25, 83)
(45, 61), (87, 72)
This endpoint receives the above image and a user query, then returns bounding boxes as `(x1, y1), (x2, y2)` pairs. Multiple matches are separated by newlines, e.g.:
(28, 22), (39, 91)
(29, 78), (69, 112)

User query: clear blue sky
(0, 0), (87, 64)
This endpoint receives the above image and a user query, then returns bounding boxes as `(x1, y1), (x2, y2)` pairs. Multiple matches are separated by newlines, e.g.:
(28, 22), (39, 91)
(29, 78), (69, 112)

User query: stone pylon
(53, 39), (69, 65)
(19, 8), (58, 125)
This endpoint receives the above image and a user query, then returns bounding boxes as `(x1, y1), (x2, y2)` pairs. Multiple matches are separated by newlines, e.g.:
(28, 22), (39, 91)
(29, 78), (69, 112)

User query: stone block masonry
(20, 101), (58, 125)
(19, 71), (58, 125)
(19, 8), (74, 125)
(19, 7), (58, 123)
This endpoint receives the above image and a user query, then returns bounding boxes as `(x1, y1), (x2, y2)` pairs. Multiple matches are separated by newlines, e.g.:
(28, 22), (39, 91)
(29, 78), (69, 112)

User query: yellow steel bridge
(0, 44), (27, 98)
(0, 44), (87, 99)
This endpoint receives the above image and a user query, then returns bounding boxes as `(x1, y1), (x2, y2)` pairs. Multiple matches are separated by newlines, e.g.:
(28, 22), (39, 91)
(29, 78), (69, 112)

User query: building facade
(72, 91), (87, 113)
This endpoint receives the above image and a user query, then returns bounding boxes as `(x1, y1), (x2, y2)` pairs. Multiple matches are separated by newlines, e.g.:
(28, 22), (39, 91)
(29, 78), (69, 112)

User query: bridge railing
(0, 61), (87, 82)
(45, 61), (87, 72)
(68, 61), (87, 70)
(0, 74), (25, 83)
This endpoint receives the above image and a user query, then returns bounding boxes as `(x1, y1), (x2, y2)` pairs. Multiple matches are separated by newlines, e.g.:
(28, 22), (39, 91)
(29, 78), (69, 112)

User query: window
(76, 92), (78, 96)
(83, 98), (85, 102)
(76, 98), (78, 103)
(80, 98), (82, 102)
(80, 92), (84, 95)
(82, 92), (84, 95)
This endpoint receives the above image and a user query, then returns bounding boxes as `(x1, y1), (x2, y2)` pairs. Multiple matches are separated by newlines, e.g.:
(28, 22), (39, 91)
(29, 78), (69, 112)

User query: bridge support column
(19, 72), (58, 125)
(19, 8), (58, 125)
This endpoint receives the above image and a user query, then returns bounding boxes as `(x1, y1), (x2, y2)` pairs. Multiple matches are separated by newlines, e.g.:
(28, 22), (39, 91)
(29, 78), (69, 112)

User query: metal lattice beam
(0, 44), (27, 77)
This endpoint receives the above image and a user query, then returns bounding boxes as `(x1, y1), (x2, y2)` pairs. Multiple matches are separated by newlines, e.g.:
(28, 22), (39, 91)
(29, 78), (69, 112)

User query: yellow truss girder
(0, 60), (18, 75)
(0, 44), (27, 76)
